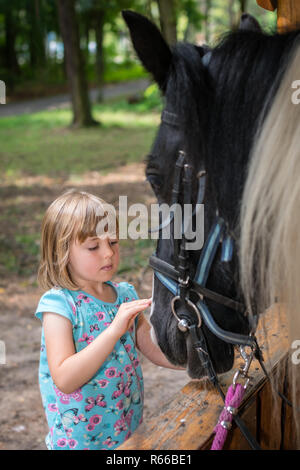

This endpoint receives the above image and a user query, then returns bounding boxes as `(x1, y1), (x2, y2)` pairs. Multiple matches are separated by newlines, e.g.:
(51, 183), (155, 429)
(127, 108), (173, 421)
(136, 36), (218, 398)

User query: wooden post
(257, 0), (300, 32)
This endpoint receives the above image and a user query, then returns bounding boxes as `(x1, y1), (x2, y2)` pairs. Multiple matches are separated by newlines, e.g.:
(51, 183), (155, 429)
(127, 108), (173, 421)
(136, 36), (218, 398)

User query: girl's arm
(43, 298), (151, 394)
(43, 313), (120, 394)
(136, 313), (185, 370)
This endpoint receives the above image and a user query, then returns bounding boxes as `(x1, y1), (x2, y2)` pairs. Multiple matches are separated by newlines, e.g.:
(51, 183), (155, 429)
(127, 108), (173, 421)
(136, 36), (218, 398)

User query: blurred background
(0, 0), (276, 450)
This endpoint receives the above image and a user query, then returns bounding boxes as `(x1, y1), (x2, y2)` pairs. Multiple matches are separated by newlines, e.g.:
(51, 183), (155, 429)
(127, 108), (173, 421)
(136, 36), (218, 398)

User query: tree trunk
(26, 0), (46, 69)
(157, 0), (177, 45)
(239, 0), (248, 13)
(94, 9), (105, 103)
(4, 8), (19, 77)
(57, 0), (98, 128)
(228, 0), (237, 29)
(203, 0), (212, 44)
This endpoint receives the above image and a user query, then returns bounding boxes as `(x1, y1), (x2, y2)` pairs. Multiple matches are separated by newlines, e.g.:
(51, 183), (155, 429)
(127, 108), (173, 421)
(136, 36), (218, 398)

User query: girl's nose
(102, 240), (114, 258)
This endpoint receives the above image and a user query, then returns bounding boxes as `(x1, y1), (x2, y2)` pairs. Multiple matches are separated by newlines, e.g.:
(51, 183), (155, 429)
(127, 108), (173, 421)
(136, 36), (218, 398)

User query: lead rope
(188, 324), (261, 450)
(211, 383), (246, 450)
(210, 344), (262, 450)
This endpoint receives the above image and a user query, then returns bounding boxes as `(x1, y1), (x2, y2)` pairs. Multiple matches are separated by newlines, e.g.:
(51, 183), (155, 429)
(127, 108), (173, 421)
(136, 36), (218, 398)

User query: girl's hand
(110, 298), (152, 338)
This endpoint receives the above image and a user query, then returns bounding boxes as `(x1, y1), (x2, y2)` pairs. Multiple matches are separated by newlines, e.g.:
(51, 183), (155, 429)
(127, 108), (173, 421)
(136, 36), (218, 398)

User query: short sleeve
(127, 283), (139, 301)
(35, 288), (75, 325)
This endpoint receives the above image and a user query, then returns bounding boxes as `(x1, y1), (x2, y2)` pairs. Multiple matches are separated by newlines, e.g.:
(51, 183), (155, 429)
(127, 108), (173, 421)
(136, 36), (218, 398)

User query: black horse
(123, 10), (300, 379)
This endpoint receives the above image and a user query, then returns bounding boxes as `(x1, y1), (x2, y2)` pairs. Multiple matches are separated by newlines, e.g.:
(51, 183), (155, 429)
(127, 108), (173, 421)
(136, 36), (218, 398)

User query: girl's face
(68, 235), (120, 288)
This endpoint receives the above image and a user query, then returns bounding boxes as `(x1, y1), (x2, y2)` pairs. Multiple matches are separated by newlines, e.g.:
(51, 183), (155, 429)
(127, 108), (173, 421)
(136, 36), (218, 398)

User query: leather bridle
(146, 99), (300, 448)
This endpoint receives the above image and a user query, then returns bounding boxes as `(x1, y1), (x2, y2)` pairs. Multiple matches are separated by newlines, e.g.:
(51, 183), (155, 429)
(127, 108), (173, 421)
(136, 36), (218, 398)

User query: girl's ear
(122, 10), (172, 91)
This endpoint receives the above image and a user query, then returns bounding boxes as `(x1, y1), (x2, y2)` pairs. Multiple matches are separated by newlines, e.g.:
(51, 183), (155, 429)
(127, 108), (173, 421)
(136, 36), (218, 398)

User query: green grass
(102, 63), (147, 83)
(0, 93), (161, 180)
(0, 92), (161, 279)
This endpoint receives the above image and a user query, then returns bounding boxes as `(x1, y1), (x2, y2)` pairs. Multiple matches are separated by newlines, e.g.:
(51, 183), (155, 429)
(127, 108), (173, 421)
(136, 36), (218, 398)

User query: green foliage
(0, 96), (160, 179)
(0, 0), (277, 98)
(141, 83), (162, 111)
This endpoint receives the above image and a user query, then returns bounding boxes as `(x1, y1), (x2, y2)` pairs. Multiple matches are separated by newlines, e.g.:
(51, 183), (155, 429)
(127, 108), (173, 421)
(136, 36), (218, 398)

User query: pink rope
(211, 383), (245, 450)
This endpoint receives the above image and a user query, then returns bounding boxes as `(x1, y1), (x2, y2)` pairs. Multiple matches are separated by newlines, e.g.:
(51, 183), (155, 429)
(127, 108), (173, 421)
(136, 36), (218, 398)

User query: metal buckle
(171, 295), (202, 329)
(178, 275), (190, 287)
(232, 346), (254, 390)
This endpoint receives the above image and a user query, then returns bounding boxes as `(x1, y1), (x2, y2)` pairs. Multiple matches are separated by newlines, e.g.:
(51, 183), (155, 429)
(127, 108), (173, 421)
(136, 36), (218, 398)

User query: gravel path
(0, 78), (150, 118)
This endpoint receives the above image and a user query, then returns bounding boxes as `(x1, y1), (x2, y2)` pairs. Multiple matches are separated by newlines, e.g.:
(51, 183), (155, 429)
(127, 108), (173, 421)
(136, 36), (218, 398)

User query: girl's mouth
(101, 264), (113, 271)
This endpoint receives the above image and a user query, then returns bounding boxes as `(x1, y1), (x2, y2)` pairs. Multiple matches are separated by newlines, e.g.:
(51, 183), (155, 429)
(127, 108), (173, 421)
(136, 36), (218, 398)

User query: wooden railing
(119, 306), (297, 450)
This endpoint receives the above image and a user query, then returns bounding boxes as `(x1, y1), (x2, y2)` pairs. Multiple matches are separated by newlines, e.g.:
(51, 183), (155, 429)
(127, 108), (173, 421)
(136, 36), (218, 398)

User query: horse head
(123, 10), (299, 378)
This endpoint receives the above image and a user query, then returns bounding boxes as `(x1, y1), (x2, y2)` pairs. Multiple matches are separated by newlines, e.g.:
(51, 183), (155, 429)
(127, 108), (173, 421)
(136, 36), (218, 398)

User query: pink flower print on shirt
(114, 414), (128, 435)
(86, 422), (95, 432)
(57, 437), (77, 448)
(68, 439), (78, 449)
(54, 386), (83, 404)
(78, 332), (94, 345)
(133, 358), (140, 369)
(124, 344), (132, 353)
(48, 403), (58, 412)
(105, 367), (118, 379)
(125, 409), (134, 427)
(95, 311), (105, 321)
(89, 414), (102, 427)
(68, 302), (76, 316)
(77, 293), (91, 303)
(57, 438), (68, 448)
(96, 379), (109, 388)
(124, 364), (133, 374)
(116, 399), (124, 411)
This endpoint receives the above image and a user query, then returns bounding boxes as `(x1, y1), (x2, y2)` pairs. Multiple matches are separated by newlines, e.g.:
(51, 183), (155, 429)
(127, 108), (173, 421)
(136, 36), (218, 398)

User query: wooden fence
(119, 306), (298, 450)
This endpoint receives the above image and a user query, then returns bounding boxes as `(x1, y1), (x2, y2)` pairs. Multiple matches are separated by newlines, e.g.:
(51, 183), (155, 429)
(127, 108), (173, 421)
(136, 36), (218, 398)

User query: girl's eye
(88, 240), (118, 251)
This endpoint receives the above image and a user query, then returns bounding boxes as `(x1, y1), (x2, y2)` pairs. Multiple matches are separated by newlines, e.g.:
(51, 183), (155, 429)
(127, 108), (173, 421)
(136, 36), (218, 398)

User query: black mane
(165, 30), (299, 231)
(207, 29), (299, 230)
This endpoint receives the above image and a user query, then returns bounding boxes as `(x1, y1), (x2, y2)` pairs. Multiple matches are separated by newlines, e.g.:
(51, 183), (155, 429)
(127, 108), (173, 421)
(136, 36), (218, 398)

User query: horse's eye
(146, 174), (162, 191)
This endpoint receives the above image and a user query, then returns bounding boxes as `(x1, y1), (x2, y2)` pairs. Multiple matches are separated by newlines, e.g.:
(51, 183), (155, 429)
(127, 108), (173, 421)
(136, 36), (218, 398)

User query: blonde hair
(37, 189), (119, 290)
(239, 40), (300, 443)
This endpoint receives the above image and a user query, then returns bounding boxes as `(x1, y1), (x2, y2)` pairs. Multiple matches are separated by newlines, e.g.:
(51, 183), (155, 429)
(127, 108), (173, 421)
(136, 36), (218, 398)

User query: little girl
(35, 189), (180, 451)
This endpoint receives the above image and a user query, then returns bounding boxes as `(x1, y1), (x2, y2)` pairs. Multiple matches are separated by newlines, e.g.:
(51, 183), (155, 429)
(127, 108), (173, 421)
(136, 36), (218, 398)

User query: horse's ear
(239, 13), (262, 32)
(122, 10), (172, 91)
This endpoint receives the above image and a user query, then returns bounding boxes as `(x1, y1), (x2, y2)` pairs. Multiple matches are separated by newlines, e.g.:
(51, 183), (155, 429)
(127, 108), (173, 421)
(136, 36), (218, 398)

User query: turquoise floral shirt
(35, 281), (144, 450)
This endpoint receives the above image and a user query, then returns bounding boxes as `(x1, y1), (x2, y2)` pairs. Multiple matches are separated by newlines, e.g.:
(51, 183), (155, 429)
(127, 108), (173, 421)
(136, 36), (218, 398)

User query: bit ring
(171, 295), (202, 328)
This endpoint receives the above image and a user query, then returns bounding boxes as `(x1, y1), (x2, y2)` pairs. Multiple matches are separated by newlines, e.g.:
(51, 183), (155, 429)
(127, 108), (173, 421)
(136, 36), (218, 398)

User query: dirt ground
(0, 163), (190, 450)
